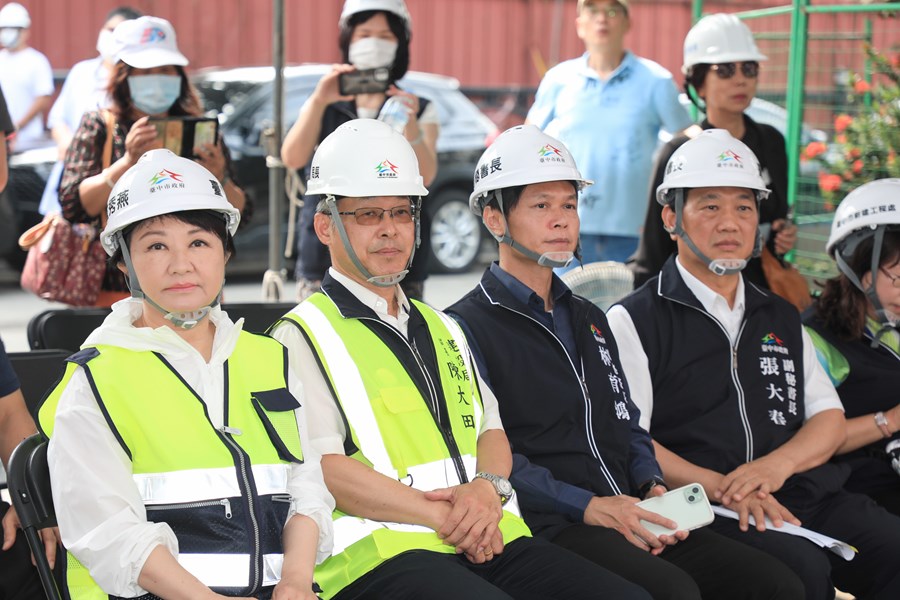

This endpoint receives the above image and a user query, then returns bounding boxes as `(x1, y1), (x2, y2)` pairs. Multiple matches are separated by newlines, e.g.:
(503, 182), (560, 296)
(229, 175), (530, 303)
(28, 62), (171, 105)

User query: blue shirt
(456, 263), (662, 522)
(528, 51), (692, 237)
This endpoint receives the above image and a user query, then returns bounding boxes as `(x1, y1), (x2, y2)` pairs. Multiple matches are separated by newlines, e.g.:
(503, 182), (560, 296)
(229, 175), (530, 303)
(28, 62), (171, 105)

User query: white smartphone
(636, 483), (714, 537)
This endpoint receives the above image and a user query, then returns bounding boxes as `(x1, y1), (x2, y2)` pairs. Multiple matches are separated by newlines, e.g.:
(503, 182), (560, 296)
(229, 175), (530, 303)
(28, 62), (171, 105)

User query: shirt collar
(578, 50), (634, 82)
(489, 262), (572, 312)
(328, 267), (410, 326)
(675, 255), (745, 316)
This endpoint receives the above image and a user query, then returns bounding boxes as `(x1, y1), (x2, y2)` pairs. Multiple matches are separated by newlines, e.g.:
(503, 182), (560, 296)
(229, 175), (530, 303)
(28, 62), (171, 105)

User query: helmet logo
(835, 204), (898, 229)
(140, 27), (166, 43)
(148, 169), (185, 193)
(209, 179), (223, 197)
(310, 165), (320, 179)
(375, 159), (399, 178)
(538, 144), (565, 164)
(716, 149), (745, 170)
(666, 155), (686, 175)
(107, 189), (129, 217)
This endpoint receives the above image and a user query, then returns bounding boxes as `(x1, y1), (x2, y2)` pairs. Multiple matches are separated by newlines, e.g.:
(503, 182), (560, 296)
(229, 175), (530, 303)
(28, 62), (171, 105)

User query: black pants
(552, 524), (803, 600)
(710, 489), (900, 600)
(0, 501), (43, 600)
(331, 536), (651, 600)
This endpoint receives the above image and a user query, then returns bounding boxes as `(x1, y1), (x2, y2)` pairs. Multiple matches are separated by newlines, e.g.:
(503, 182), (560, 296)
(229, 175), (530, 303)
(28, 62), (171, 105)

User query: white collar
(675, 256), (745, 316)
(329, 267), (410, 329)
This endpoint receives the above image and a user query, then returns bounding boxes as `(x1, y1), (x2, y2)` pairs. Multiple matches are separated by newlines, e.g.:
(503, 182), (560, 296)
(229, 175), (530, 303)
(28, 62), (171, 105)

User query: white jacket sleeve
(285, 367), (335, 564)
(47, 368), (178, 597)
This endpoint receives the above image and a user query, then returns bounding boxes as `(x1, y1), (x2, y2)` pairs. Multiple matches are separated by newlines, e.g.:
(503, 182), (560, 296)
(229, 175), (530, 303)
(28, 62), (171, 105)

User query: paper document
(712, 506), (856, 561)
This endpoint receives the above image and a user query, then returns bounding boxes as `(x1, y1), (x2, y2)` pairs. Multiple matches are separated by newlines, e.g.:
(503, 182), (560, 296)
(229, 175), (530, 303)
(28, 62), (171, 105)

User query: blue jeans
(556, 234), (639, 275)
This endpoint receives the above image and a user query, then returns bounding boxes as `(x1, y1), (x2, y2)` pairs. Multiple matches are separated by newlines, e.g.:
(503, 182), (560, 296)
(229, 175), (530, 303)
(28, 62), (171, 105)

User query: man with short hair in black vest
(608, 129), (900, 600)
(449, 125), (803, 600)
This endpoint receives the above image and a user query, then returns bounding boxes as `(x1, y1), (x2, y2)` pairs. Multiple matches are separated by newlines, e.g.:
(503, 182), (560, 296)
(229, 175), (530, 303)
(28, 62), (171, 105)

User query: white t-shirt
(0, 46), (54, 150)
(48, 55), (110, 132)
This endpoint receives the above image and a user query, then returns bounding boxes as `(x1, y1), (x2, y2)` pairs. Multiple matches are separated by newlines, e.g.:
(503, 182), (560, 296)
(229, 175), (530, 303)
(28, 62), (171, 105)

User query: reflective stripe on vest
(134, 464), (290, 504)
(287, 296), (530, 599)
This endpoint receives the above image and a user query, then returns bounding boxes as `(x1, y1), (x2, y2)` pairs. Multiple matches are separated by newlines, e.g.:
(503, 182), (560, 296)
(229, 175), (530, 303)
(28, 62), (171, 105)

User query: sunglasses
(710, 61), (760, 79)
(337, 205), (415, 226)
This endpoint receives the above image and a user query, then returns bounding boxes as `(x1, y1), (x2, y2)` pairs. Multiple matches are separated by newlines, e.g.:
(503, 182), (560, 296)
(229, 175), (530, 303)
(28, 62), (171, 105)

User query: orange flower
(836, 134), (848, 145)
(843, 171), (854, 181)
(818, 173), (843, 193)
(892, 54), (900, 69)
(854, 79), (871, 94)
(847, 147), (861, 159)
(834, 114), (853, 133)
(805, 141), (827, 159)
(852, 160), (863, 174)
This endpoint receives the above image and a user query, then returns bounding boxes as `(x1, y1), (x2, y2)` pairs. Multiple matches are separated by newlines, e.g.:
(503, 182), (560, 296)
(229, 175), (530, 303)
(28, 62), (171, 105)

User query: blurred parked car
(193, 64), (498, 275)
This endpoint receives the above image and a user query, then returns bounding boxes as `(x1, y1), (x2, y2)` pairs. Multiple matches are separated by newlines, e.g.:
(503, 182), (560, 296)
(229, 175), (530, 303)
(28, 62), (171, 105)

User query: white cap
(101, 149), (240, 255)
(469, 124), (591, 215)
(656, 129), (770, 205)
(340, 0), (411, 33)
(0, 2), (29, 27)
(827, 178), (900, 257)
(307, 118), (428, 199)
(113, 16), (188, 69)
(683, 13), (767, 74)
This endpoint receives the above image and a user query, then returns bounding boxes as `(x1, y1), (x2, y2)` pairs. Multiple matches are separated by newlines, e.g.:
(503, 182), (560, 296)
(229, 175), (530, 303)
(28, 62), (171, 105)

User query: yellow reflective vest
(38, 331), (304, 599)
(280, 293), (530, 599)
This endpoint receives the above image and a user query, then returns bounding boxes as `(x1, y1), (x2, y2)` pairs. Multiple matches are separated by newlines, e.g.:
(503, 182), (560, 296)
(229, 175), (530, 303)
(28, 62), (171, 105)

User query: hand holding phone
(636, 483), (714, 537)
(339, 67), (391, 96)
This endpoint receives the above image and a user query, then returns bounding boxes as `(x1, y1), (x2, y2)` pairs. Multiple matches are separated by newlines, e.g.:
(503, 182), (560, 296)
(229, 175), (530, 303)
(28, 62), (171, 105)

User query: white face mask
(96, 29), (117, 62)
(0, 28), (22, 49)
(348, 37), (397, 70)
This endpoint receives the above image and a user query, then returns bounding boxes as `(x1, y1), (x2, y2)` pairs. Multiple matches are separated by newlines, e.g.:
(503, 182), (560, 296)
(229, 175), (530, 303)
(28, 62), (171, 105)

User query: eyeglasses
(584, 5), (625, 19)
(880, 269), (900, 289)
(337, 205), (415, 226)
(710, 61), (760, 79)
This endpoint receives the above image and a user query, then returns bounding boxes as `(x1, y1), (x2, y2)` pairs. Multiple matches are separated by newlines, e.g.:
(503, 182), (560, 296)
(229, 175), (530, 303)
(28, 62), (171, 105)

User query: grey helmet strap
(481, 189), (575, 269)
(671, 188), (760, 276)
(835, 226), (896, 348)
(118, 231), (221, 330)
(323, 194), (420, 288)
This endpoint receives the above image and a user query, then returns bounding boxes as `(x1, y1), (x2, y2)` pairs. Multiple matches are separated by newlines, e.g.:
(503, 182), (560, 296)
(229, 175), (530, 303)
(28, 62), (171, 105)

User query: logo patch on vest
(758, 332), (798, 426)
(591, 323), (630, 421)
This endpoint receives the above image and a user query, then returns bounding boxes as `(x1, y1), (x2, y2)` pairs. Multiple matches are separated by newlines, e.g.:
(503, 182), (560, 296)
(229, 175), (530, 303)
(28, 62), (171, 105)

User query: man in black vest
(449, 124), (803, 600)
(608, 129), (900, 600)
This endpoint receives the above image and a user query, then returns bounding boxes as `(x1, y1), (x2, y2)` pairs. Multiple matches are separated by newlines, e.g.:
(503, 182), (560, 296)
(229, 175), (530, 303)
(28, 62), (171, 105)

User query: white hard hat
(101, 149), (240, 255)
(683, 13), (767, 74)
(307, 118), (428, 199)
(0, 2), (29, 27)
(656, 129), (770, 205)
(113, 16), (188, 69)
(827, 179), (900, 257)
(340, 0), (411, 33)
(469, 124), (592, 215)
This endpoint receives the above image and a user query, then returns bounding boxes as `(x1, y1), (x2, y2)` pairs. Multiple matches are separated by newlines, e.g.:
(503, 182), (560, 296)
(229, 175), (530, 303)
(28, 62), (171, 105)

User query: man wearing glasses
(526, 0), (692, 265)
(269, 119), (649, 600)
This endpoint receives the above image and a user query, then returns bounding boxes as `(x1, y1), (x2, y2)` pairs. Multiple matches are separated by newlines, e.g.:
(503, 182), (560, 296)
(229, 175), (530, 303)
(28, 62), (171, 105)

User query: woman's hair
(339, 10), (411, 84)
(108, 209), (236, 269)
(816, 229), (900, 340)
(108, 62), (202, 123)
(684, 65), (712, 110)
(105, 6), (142, 23)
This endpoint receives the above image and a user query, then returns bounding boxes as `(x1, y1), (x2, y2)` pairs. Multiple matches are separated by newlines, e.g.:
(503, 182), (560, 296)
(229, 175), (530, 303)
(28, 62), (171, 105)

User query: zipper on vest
(363, 317), (469, 485)
(218, 425), (262, 594)
(493, 302), (623, 496)
(666, 299), (755, 463)
(151, 498), (233, 519)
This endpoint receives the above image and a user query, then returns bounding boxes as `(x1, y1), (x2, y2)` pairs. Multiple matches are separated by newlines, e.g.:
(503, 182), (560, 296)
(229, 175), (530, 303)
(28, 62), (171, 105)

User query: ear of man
(313, 211), (334, 246)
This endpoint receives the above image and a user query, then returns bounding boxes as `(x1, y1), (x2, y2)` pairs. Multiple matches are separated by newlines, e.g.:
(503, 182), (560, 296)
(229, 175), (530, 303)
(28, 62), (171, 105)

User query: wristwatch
(639, 477), (668, 499)
(474, 472), (514, 505)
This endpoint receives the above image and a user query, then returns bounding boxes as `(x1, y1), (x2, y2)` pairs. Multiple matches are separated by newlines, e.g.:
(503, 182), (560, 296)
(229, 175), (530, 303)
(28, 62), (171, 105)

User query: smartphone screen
(148, 117), (219, 158)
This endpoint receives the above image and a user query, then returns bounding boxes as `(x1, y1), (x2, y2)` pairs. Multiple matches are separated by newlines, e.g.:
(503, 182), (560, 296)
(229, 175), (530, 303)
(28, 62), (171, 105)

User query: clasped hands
(424, 478), (505, 564)
(713, 455), (801, 532)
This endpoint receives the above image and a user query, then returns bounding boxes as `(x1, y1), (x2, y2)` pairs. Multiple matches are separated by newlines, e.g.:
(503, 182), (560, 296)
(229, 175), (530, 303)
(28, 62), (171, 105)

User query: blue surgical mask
(127, 74), (181, 115)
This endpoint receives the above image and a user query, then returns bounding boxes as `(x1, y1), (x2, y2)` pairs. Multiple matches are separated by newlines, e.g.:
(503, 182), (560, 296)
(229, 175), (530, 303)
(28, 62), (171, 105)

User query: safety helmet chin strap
(323, 194), (421, 288)
(118, 232), (222, 330)
(482, 189), (575, 269)
(670, 188), (761, 277)
(834, 227), (897, 348)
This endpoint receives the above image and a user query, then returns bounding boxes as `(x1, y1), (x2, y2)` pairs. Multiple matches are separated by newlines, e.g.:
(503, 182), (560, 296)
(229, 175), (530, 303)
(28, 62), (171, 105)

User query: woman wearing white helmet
(281, 0), (438, 302)
(60, 15), (247, 307)
(631, 13), (797, 290)
(803, 178), (900, 517)
(41, 149), (333, 600)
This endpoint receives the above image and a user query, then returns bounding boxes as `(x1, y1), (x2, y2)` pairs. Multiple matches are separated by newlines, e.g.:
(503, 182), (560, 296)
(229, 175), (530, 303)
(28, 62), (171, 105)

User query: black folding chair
(222, 302), (295, 334)
(8, 350), (71, 420)
(8, 434), (63, 600)
(27, 308), (110, 352)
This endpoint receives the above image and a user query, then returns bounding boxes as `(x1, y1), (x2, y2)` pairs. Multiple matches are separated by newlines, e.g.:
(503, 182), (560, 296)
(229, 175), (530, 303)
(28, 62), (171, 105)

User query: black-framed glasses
(880, 268), (900, 289)
(710, 61), (760, 80)
(585, 4), (625, 19)
(337, 205), (415, 226)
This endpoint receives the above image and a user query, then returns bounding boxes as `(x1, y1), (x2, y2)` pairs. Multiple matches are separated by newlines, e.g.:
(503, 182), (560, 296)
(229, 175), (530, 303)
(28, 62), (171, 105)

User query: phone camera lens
(688, 495), (696, 502)
(691, 487), (699, 493)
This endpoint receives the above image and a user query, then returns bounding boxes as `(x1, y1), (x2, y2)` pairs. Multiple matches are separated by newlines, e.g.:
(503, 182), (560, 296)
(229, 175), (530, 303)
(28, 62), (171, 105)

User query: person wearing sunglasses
(803, 179), (900, 518)
(630, 13), (797, 290)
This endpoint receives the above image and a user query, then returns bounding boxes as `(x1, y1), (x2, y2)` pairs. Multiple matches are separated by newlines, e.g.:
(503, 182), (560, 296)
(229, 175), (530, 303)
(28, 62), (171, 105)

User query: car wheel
(427, 187), (482, 273)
